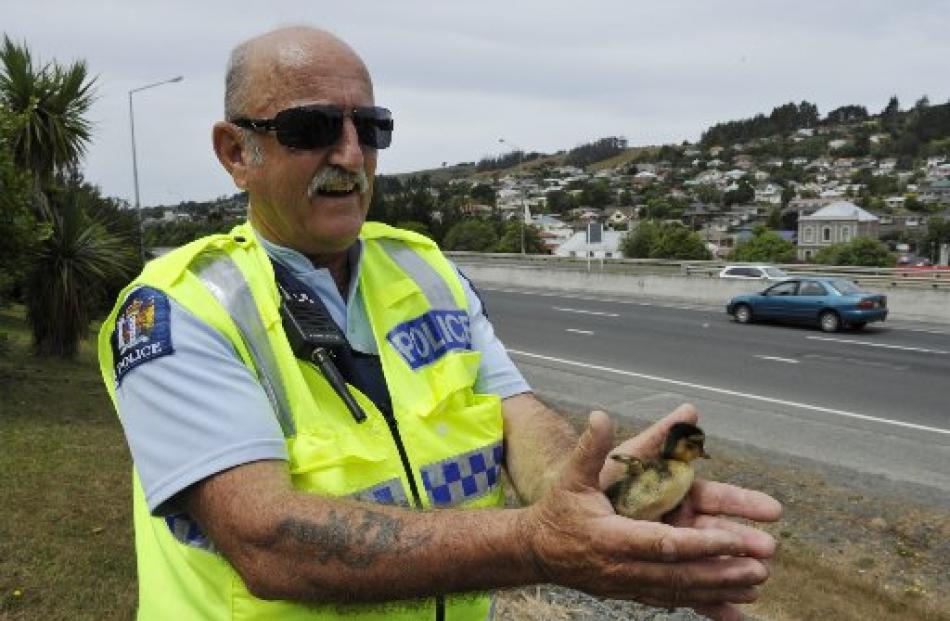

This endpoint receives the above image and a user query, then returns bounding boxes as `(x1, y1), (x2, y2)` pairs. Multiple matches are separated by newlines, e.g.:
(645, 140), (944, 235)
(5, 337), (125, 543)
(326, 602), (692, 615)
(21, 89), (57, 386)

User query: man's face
(242, 55), (378, 257)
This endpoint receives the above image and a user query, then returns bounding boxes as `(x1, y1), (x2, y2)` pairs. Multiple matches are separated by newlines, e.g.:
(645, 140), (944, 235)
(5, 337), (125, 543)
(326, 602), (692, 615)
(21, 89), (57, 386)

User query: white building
(554, 230), (625, 259)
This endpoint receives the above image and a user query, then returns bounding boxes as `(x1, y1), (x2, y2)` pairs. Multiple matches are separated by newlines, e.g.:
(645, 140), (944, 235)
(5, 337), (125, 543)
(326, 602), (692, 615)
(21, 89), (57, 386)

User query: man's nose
(328, 117), (364, 172)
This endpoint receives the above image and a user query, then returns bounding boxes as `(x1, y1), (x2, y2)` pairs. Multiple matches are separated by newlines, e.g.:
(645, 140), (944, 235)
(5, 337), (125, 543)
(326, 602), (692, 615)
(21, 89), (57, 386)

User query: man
(98, 26), (781, 621)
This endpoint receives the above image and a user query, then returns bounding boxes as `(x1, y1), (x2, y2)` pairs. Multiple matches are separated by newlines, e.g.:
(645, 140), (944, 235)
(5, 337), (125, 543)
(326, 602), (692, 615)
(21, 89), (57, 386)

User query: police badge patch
(112, 287), (174, 386)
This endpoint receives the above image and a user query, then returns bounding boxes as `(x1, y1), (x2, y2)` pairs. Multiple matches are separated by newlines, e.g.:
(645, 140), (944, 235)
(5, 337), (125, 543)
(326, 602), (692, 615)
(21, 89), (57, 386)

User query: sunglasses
(232, 105), (393, 150)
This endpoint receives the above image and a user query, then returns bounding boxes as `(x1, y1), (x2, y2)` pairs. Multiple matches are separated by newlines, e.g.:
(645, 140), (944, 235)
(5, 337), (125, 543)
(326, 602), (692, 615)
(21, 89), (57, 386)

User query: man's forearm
(273, 499), (539, 602)
(501, 393), (581, 504)
(186, 461), (541, 604)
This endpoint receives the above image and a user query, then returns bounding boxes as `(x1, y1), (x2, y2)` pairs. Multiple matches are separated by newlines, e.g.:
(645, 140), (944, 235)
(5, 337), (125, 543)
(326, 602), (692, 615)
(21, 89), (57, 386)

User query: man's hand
(519, 409), (781, 621)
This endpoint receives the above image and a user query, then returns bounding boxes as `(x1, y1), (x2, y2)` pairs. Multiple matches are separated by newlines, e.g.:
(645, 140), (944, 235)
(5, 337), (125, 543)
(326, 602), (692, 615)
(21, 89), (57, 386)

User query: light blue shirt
(114, 233), (529, 514)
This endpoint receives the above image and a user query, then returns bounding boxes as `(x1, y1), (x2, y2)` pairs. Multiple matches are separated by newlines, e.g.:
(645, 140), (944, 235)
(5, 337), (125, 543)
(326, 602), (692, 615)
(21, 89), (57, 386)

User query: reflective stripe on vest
(421, 442), (504, 507)
(190, 240), (466, 437)
(376, 239), (459, 309)
(191, 250), (296, 437)
(351, 478), (410, 507)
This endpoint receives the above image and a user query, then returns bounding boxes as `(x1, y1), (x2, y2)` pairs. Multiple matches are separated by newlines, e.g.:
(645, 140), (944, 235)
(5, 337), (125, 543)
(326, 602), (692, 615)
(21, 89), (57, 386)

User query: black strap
(270, 259), (393, 416)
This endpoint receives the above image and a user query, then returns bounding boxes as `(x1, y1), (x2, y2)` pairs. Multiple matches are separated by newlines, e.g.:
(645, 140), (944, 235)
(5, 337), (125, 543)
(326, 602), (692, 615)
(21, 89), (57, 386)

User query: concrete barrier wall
(457, 263), (950, 325)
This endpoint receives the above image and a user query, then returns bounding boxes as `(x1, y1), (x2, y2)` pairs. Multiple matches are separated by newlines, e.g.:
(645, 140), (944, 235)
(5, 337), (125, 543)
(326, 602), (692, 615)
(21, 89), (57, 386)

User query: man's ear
(213, 121), (251, 189)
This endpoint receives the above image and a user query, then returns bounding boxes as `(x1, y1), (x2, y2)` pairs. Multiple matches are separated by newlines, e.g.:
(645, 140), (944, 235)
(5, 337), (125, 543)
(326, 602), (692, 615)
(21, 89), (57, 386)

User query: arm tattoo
(278, 508), (433, 568)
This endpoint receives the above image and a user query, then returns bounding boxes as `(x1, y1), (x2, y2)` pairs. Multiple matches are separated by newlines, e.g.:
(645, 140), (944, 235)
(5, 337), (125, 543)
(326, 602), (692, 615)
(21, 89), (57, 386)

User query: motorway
(479, 286), (950, 498)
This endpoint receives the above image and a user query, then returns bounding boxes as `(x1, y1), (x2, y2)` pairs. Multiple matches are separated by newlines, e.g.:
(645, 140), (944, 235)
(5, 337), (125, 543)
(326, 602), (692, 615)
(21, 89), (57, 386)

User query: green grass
(0, 306), (136, 620)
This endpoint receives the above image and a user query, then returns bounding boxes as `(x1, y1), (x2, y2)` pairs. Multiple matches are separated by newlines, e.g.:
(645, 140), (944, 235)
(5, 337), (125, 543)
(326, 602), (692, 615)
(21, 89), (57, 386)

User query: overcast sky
(5, 1), (949, 206)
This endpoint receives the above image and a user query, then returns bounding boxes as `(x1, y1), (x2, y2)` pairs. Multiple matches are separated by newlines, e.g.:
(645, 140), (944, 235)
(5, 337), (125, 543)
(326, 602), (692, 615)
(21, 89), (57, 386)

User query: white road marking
(508, 349), (950, 436)
(807, 336), (950, 355)
(754, 355), (799, 364)
(565, 328), (594, 335)
(553, 307), (620, 317)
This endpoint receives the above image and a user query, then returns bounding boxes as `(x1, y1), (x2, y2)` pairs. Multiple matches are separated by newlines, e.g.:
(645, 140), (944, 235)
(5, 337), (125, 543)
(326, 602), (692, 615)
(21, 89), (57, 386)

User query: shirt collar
(253, 228), (364, 292)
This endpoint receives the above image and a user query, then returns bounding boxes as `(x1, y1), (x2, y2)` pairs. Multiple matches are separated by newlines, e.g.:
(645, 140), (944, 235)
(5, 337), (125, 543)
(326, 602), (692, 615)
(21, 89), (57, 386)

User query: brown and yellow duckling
(606, 422), (710, 521)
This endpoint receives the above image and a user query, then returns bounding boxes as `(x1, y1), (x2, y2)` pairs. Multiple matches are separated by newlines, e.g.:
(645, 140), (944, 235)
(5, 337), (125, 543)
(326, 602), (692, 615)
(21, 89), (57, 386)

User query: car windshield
(827, 279), (864, 295)
(764, 267), (788, 278)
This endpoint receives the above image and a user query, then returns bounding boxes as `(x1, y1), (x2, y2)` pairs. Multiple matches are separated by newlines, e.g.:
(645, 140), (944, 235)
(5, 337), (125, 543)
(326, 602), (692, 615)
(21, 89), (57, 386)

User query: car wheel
(851, 322), (867, 331)
(819, 310), (840, 333)
(734, 304), (753, 324)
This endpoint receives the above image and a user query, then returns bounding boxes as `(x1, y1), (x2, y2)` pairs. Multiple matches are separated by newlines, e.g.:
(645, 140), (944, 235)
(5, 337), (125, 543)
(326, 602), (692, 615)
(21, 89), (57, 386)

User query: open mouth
(316, 187), (357, 197)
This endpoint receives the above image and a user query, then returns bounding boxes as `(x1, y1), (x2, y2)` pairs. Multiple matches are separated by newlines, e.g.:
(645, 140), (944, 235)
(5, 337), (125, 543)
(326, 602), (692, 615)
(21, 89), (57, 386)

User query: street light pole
(129, 75), (183, 262)
(498, 137), (528, 255)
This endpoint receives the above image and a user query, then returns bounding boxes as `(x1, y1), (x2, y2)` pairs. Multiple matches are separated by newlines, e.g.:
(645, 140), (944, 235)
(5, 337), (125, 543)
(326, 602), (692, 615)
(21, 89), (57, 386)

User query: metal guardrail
(446, 252), (950, 291)
(680, 263), (950, 290)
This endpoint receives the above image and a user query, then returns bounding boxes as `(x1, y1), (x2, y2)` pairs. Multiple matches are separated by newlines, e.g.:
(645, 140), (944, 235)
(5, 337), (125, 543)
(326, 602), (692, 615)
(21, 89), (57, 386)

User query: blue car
(726, 277), (888, 332)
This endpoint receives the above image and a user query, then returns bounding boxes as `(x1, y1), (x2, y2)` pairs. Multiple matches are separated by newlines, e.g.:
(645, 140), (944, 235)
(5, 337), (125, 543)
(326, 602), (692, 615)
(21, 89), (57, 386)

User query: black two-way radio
(275, 278), (368, 424)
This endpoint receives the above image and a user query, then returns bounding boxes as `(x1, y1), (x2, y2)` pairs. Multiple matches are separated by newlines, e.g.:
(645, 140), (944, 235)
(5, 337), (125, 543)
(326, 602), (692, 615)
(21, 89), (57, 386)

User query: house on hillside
(633, 170), (658, 186)
(604, 208), (634, 229)
(531, 214), (575, 253)
(754, 183), (783, 205)
(554, 230), (625, 259)
(458, 203), (494, 216)
(883, 196), (906, 209)
(797, 201), (879, 261)
(919, 179), (950, 205)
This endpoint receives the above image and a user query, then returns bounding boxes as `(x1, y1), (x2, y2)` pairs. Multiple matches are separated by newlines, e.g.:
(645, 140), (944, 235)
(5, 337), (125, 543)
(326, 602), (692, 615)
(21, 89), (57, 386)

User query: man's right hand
(518, 410), (778, 621)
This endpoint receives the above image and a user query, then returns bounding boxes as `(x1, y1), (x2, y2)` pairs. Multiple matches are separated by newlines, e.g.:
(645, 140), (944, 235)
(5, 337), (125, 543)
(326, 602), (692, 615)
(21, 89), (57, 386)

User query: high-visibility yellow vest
(98, 221), (506, 620)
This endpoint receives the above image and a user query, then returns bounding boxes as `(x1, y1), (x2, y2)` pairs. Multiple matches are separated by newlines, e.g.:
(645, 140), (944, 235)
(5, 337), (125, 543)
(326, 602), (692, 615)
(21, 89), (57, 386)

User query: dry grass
(748, 547), (950, 621)
(494, 586), (580, 620)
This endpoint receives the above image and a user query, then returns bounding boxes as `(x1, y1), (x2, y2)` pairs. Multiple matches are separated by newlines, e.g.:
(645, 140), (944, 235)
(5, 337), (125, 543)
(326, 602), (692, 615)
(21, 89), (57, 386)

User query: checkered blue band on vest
(165, 513), (216, 552)
(351, 478), (410, 507)
(421, 442), (504, 507)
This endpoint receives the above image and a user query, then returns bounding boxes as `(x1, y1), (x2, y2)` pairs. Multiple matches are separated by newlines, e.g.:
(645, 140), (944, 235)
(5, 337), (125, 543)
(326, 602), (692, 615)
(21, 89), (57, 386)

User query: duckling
(606, 422), (710, 521)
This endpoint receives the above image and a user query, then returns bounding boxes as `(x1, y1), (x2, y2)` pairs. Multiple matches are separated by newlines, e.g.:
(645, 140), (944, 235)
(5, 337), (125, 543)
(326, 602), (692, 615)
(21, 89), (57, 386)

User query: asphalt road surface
(479, 286), (950, 498)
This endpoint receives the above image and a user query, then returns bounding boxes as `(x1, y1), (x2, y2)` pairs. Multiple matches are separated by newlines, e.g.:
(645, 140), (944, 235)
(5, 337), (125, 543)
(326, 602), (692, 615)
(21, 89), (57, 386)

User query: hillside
(145, 97), (950, 263)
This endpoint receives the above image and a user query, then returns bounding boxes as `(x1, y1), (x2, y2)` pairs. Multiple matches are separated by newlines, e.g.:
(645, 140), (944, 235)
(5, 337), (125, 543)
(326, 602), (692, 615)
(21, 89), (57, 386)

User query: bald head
(224, 26), (372, 120)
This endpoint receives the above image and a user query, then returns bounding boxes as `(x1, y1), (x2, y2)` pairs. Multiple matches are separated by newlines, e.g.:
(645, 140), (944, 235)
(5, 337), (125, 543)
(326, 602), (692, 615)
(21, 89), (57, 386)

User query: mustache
(307, 166), (370, 198)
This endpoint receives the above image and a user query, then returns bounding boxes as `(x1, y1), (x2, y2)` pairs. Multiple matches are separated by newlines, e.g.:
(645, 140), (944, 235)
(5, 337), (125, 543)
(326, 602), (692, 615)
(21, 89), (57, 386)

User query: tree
(0, 105), (41, 298)
(494, 220), (546, 254)
(621, 220), (710, 260)
(580, 180), (612, 208)
(25, 196), (137, 357)
(545, 189), (575, 214)
(730, 226), (796, 263)
(617, 189), (634, 207)
(643, 197), (674, 219)
(469, 183), (496, 207)
(564, 137), (627, 167)
(1, 41), (136, 358)
(442, 219), (498, 252)
(694, 184), (722, 206)
(650, 226), (710, 259)
(724, 179), (754, 205)
(621, 220), (660, 258)
(824, 104), (868, 125)
(812, 237), (896, 267)
(0, 36), (96, 206)
(882, 95), (900, 118)
(780, 185), (796, 206)
(923, 217), (950, 261)
(903, 196), (926, 212)
(394, 220), (431, 238)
